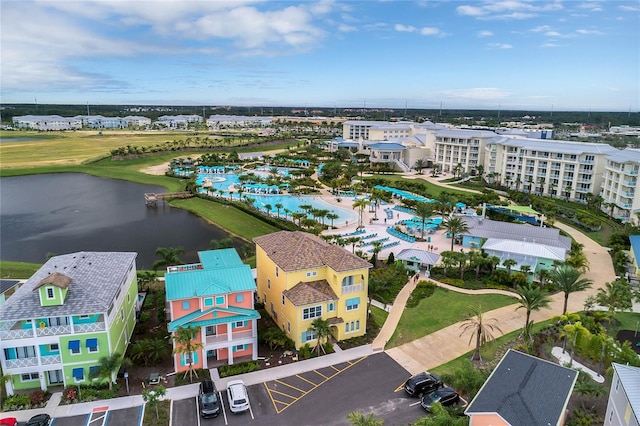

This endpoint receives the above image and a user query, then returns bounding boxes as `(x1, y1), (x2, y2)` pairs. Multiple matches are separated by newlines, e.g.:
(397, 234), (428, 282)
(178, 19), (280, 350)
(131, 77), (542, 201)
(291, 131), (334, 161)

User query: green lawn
(361, 174), (470, 198)
(0, 260), (42, 279)
(616, 312), (640, 331)
(386, 288), (517, 348)
(370, 305), (389, 329)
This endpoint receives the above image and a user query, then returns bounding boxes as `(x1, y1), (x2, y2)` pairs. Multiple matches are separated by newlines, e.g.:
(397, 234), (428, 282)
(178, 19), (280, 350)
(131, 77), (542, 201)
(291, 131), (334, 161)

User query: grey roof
(483, 238), (566, 261)
(462, 216), (571, 250)
(367, 143), (406, 150)
(612, 363), (640, 419)
(465, 349), (578, 426)
(435, 129), (498, 138)
(0, 280), (20, 294)
(396, 249), (441, 265)
(487, 135), (618, 155)
(0, 252), (137, 320)
(606, 148), (640, 164)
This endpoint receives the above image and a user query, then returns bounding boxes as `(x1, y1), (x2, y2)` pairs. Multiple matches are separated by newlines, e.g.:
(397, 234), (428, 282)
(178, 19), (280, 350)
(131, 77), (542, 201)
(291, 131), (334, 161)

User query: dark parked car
(199, 380), (221, 418)
(404, 372), (442, 397)
(26, 414), (51, 426)
(420, 387), (460, 412)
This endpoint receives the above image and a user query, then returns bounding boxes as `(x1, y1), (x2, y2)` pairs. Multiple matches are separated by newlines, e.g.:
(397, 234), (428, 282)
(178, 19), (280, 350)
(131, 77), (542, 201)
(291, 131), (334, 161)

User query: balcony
(74, 322), (106, 333)
(0, 327), (34, 340)
(5, 357), (38, 369)
(41, 354), (62, 365)
(341, 284), (364, 295)
(36, 325), (71, 337)
(205, 330), (254, 346)
(623, 180), (637, 187)
(624, 169), (638, 176)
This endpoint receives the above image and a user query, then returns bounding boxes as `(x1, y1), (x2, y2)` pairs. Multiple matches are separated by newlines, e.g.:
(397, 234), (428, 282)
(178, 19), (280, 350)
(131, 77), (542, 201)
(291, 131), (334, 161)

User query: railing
(341, 284), (364, 295)
(623, 181), (637, 187)
(205, 330), (254, 345)
(6, 357), (38, 369)
(0, 328), (34, 340)
(74, 322), (106, 333)
(41, 354), (62, 365)
(36, 325), (71, 337)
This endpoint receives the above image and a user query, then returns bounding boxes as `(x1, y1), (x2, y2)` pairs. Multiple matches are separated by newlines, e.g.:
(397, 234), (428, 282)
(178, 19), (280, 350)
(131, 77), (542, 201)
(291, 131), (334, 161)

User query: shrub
(63, 385), (78, 403)
(406, 281), (437, 308)
(298, 343), (312, 360)
(143, 293), (154, 309)
(322, 342), (335, 354)
(217, 361), (261, 378)
(2, 394), (30, 410)
(139, 311), (151, 323)
(29, 389), (45, 406)
(174, 369), (211, 386)
(440, 278), (465, 288)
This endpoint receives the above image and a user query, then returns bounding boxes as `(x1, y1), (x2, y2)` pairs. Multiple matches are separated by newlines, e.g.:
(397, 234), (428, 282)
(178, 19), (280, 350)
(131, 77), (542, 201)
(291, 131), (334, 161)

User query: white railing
(341, 284), (364, 295)
(205, 330), (254, 345)
(0, 328), (34, 340)
(36, 325), (71, 337)
(41, 354), (62, 365)
(6, 357), (38, 369)
(74, 322), (106, 333)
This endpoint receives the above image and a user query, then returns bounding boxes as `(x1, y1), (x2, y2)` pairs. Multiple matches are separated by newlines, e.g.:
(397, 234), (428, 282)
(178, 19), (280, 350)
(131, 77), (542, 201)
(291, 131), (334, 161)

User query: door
(206, 349), (217, 360)
(48, 370), (64, 385)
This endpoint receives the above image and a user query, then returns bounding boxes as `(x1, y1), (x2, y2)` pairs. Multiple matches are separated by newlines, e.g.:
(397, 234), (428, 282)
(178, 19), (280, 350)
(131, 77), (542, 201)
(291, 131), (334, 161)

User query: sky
(1, 0), (639, 111)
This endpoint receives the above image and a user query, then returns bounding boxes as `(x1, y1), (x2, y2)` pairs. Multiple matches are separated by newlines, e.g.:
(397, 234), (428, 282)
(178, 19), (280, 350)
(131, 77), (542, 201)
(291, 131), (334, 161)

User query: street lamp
(124, 372), (130, 395)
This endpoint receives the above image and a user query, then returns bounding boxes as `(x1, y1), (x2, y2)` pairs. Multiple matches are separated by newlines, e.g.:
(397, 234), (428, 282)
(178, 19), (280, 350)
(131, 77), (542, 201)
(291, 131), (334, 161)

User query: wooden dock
(144, 191), (193, 206)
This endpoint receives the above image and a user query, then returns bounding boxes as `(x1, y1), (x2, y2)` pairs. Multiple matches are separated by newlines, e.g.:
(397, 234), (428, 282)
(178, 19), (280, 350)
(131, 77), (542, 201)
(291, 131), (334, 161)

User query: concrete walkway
(372, 276), (419, 352)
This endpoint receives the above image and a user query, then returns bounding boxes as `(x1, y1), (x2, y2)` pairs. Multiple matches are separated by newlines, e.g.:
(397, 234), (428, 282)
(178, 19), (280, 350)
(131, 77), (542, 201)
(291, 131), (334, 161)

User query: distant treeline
(1, 103), (638, 127)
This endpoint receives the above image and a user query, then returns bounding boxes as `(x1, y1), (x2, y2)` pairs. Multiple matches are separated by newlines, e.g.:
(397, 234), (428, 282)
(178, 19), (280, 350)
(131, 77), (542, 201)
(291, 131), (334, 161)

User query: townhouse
(253, 231), (372, 349)
(604, 363), (639, 426)
(12, 115), (82, 131)
(0, 252), (138, 395)
(165, 249), (260, 371)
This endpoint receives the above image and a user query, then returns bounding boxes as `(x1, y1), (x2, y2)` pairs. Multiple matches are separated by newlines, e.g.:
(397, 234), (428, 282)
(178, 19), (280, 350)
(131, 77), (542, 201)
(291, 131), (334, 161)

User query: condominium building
(254, 231), (372, 349)
(12, 115), (82, 131)
(165, 249), (260, 371)
(604, 363), (639, 426)
(486, 137), (618, 202)
(0, 252), (138, 395)
(600, 149), (640, 223)
(433, 129), (497, 175)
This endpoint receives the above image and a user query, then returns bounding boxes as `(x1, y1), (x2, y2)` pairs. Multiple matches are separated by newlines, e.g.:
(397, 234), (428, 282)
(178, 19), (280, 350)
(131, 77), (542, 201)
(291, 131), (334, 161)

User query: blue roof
(630, 235), (640, 263)
(368, 143), (405, 150)
(337, 142), (360, 148)
(168, 306), (261, 331)
(166, 249), (256, 300)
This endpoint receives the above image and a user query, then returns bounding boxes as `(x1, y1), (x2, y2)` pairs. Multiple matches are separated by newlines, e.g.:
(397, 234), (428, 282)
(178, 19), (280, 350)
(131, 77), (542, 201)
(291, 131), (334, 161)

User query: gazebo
(396, 248), (441, 275)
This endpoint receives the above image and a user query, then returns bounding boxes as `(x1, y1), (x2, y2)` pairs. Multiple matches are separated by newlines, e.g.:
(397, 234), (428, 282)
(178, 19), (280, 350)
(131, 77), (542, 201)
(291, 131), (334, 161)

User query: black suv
(199, 380), (221, 418)
(420, 387), (460, 412)
(404, 372), (442, 397)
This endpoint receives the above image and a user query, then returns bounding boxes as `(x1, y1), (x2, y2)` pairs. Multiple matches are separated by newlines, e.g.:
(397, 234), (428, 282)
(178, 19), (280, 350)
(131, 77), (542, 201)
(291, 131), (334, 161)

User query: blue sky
(1, 0), (638, 111)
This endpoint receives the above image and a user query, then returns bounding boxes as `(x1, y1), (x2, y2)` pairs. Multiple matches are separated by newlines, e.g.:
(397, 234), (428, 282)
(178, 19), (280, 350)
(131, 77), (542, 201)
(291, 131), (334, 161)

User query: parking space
(172, 397), (199, 426)
(51, 406), (141, 426)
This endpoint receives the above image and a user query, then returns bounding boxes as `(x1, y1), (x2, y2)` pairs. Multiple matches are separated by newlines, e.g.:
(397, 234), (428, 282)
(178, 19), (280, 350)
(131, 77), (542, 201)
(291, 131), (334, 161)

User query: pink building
(165, 249), (260, 372)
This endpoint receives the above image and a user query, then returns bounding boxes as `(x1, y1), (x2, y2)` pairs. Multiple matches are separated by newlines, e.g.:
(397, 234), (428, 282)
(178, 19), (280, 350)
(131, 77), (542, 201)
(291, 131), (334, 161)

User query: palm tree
(536, 269), (552, 289)
(443, 217), (469, 251)
(502, 258), (518, 275)
(326, 212), (339, 228)
(595, 279), (634, 320)
(515, 285), (552, 335)
(414, 202), (435, 239)
(551, 265), (593, 314)
(274, 203), (283, 218)
(370, 240), (383, 266)
(136, 271), (157, 292)
(173, 326), (204, 382)
(352, 198), (369, 229)
(310, 317), (332, 356)
(468, 250), (485, 279)
(459, 305), (502, 361)
(347, 412), (384, 426)
(93, 352), (122, 390)
(152, 246), (185, 271)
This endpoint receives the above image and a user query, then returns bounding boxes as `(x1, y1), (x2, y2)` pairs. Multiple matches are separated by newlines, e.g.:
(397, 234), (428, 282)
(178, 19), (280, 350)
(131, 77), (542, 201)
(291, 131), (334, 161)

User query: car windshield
(235, 398), (246, 404)
(426, 393), (441, 404)
(202, 393), (217, 404)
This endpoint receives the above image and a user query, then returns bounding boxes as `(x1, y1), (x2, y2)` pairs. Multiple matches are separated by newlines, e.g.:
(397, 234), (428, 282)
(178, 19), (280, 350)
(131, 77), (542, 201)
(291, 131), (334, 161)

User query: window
(120, 310), (124, 321)
(46, 288), (54, 299)
(282, 295), (285, 305)
(215, 296), (225, 305)
(89, 366), (101, 379)
(204, 297), (213, 307)
(356, 320), (360, 330)
(287, 322), (290, 332)
(236, 294), (244, 303)
(127, 293), (131, 303)
(275, 266), (279, 277)
(50, 343), (59, 351)
(73, 367), (84, 382)
(303, 306), (322, 320)
(267, 279), (271, 289)
(21, 373), (39, 381)
(346, 297), (360, 311)
(327, 302), (335, 312)
(233, 344), (248, 352)
(306, 271), (317, 277)
(234, 321), (246, 328)
(345, 322), (350, 333)
(86, 338), (98, 353)
(68, 340), (81, 355)
(303, 329), (317, 342)
(182, 301), (190, 310)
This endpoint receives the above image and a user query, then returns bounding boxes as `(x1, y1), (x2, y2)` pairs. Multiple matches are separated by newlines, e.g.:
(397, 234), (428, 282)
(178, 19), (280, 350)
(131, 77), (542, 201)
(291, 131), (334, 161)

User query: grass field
(0, 260), (42, 279)
(386, 288), (517, 348)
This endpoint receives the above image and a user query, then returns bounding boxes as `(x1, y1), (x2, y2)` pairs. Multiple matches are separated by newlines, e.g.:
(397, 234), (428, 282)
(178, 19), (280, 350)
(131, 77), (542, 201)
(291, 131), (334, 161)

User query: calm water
(0, 174), (238, 269)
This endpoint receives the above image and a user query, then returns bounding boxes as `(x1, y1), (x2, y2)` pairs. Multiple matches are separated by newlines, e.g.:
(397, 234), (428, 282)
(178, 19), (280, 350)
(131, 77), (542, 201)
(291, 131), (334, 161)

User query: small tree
(310, 317), (332, 356)
(551, 265), (593, 315)
(142, 385), (166, 421)
(93, 352), (122, 390)
(173, 326), (203, 382)
(459, 305), (502, 361)
(515, 284), (552, 337)
(443, 217), (468, 251)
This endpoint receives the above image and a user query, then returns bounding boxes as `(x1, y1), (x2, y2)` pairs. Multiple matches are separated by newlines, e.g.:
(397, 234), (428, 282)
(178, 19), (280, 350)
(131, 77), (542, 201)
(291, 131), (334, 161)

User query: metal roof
(488, 136), (618, 155)
(462, 217), (571, 250)
(367, 143), (406, 150)
(606, 148), (640, 163)
(483, 238), (566, 261)
(0, 252), (137, 320)
(612, 363), (640, 420)
(435, 129), (498, 138)
(396, 249), (441, 265)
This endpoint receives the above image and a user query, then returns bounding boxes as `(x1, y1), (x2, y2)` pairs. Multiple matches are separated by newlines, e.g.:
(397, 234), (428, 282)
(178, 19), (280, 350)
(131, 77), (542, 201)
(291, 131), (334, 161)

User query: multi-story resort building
(0, 252), (138, 395)
(12, 115), (82, 131)
(254, 231), (372, 349)
(165, 249), (260, 371)
(600, 149), (640, 222)
(604, 363), (639, 426)
(433, 129), (497, 175)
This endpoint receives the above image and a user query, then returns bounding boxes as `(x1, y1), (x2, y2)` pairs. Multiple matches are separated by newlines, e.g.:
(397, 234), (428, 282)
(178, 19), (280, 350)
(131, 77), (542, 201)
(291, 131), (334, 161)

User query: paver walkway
(386, 219), (616, 374)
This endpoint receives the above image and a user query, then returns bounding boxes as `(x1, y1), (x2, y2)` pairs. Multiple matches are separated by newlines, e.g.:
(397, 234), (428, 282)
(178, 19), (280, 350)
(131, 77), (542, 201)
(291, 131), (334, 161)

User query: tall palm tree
(414, 202), (435, 239)
(502, 258), (518, 275)
(326, 212), (339, 228)
(551, 265), (593, 314)
(93, 352), (122, 390)
(173, 326), (204, 382)
(443, 217), (469, 251)
(352, 198), (369, 229)
(459, 305), (502, 361)
(152, 246), (185, 271)
(536, 269), (552, 289)
(515, 285), (552, 335)
(310, 317), (332, 356)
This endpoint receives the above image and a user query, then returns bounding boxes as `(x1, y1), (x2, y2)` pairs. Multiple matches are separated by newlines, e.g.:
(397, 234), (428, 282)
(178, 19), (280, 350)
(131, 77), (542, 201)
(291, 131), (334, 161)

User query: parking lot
(49, 406), (142, 426)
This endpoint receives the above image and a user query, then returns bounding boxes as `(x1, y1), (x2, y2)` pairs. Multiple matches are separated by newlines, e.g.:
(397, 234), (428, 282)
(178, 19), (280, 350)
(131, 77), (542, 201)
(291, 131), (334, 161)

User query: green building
(0, 252), (138, 395)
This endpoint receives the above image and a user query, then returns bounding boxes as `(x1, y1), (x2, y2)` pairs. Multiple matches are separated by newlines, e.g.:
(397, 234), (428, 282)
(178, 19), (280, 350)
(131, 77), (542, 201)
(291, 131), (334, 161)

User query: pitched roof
(465, 350), (578, 426)
(462, 216), (571, 250)
(168, 306), (261, 331)
(612, 363), (640, 418)
(396, 248), (441, 265)
(254, 231), (372, 272)
(283, 280), (339, 306)
(483, 238), (566, 261)
(0, 280), (20, 294)
(0, 252), (137, 320)
(165, 249), (256, 301)
(34, 272), (72, 290)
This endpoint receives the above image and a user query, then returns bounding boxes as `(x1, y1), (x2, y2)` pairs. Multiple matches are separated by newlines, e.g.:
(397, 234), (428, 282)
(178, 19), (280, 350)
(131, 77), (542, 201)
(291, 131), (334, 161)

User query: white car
(226, 379), (250, 413)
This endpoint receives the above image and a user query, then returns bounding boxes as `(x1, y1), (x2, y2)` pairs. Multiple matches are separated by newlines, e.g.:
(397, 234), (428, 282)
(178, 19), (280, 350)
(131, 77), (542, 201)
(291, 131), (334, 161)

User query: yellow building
(254, 231), (372, 349)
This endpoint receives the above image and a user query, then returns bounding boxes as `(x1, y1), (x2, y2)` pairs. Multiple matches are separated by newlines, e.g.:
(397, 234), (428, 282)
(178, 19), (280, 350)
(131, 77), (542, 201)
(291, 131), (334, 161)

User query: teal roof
(168, 306), (261, 331)
(165, 249), (256, 300)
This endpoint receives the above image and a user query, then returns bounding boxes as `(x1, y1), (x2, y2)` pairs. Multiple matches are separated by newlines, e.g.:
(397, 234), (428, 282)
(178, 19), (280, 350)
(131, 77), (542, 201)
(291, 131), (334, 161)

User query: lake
(0, 173), (239, 269)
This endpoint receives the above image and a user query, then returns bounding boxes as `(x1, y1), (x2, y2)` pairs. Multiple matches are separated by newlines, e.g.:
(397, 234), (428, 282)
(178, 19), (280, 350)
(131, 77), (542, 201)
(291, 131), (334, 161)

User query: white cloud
(477, 30), (494, 37)
(394, 24), (441, 36)
(530, 25), (553, 32)
(338, 24), (357, 32)
(576, 29), (604, 35)
(457, 0), (563, 20)
(488, 43), (513, 49)
(420, 27), (441, 36)
(441, 87), (512, 100)
(395, 24), (418, 32)
(619, 5), (640, 12)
